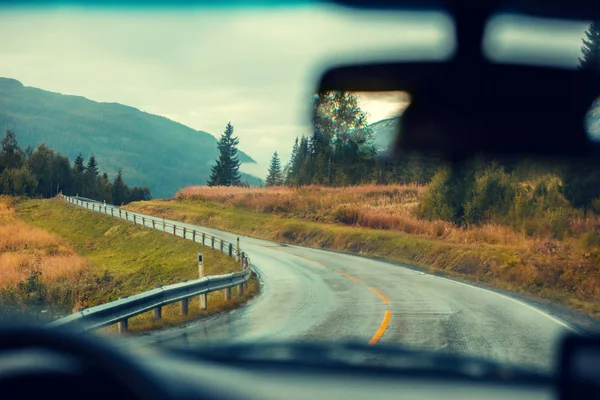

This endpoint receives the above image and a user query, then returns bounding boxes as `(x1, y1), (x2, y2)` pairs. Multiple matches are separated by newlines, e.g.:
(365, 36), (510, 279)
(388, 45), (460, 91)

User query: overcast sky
(0, 4), (589, 178)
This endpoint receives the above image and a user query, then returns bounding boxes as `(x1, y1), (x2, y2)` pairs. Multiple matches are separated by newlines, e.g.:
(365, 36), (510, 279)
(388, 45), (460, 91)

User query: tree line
(0, 130), (151, 205)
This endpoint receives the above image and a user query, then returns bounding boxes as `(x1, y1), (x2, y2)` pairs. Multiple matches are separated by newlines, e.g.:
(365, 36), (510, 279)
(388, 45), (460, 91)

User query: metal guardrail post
(118, 319), (128, 334)
(125, 211), (128, 220)
(180, 298), (189, 315)
(238, 282), (245, 296)
(220, 239), (224, 253)
(119, 209), (122, 218)
(236, 238), (240, 261)
(111, 208), (114, 217)
(152, 220), (155, 229)
(229, 243), (233, 257)
(133, 215), (136, 225)
(153, 306), (162, 320)
(142, 217), (145, 226)
(224, 287), (232, 301)
(202, 233), (205, 245)
(240, 252), (245, 269)
(173, 224), (176, 235)
(192, 230), (196, 242)
(211, 236), (215, 249)
(200, 294), (207, 310)
(183, 227), (186, 239)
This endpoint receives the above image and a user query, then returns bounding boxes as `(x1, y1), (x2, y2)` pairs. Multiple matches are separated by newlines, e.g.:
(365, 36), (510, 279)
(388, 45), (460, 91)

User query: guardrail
(50, 193), (253, 334)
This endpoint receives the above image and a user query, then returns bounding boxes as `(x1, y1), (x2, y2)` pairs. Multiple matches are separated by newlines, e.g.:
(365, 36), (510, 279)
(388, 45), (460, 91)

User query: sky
(0, 4), (589, 178)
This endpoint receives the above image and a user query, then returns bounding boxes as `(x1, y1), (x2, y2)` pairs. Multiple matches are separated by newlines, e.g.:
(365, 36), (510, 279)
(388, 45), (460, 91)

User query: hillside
(0, 78), (259, 198)
(369, 116), (400, 153)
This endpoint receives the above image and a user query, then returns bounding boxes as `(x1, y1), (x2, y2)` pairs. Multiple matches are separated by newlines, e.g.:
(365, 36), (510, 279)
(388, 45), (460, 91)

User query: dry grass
(177, 185), (538, 248)
(0, 197), (89, 288)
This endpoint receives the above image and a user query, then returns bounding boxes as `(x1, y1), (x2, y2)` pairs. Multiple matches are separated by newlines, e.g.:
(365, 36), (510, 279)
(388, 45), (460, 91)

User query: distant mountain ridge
(0, 77), (259, 198)
(369, 116), (400, 153)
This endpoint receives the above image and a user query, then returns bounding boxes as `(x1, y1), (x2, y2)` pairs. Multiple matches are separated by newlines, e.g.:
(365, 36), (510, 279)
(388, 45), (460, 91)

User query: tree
(84, 155), (99, 197)
(111, 168), (129, 205)
(72, 153), (85, 195)
(28, 144), (55, 197)
(0, 130), (25, 173)
(579, 22), (600, 71)
(0, 166), (37, 196)
(207, 122), (241, 186)
(265, 152), (283, 186)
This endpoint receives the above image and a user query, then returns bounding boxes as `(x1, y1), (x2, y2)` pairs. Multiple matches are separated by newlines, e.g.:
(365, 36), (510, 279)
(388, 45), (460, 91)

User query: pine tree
(286, 137), (299, 185)
(112, 168), (129, 205)
(207, 122), (241, 186)
(579, 22), (600, 71)
(72, 153), (85, 196)
(84, 155), (99, 197)
(265, 151), (283, 186)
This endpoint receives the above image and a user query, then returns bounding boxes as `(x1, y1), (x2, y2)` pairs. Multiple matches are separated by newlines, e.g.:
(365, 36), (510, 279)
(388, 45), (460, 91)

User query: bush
(463, 164), (518, 225)
(418, 168), (456, 222)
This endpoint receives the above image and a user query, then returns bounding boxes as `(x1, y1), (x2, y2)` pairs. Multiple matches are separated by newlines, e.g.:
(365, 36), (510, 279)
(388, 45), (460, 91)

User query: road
(104, 205), (574, 372)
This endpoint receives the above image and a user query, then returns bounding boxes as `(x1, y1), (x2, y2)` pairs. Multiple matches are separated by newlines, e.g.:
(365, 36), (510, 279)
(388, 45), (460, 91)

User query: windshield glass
(0, 0), (598, 376)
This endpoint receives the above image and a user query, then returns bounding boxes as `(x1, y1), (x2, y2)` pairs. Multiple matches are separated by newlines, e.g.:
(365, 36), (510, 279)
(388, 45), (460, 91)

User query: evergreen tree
(579, 22), (600, 71)
(112, 168), (129, 205)
(286, 137), (299, 185)
(207, 122), (241, 186)
(0, 130), (25, 173)
(265, 151), (283, 186)
(73, 153), (85, 195)
(84, 155), (99, 197)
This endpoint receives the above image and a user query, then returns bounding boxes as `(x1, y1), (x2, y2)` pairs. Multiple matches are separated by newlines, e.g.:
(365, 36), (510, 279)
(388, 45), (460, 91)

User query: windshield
(0, 0), (598, 376)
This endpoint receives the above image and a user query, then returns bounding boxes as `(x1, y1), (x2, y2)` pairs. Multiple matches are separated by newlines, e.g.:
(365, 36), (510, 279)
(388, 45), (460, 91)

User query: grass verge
(3, 197), (258, 332)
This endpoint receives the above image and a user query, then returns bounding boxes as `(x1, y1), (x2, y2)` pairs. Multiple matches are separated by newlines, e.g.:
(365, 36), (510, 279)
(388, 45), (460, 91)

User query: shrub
(418, 167), (456, 222)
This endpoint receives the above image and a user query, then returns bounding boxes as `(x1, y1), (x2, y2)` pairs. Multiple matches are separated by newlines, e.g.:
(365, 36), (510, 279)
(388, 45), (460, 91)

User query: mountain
(369, 116), (400, 153)
(0, 77), (259, 198)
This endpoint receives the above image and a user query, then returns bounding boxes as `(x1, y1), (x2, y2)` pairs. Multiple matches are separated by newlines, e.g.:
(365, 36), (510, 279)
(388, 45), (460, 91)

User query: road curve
(112, 208), (573, 372)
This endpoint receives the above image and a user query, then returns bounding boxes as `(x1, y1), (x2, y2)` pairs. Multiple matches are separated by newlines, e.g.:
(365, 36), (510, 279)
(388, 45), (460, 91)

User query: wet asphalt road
(101, 205), (574, 372)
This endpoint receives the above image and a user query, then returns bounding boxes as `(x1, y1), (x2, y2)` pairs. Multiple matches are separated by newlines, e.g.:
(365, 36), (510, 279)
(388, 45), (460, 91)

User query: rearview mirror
(315, 61), (600, 160)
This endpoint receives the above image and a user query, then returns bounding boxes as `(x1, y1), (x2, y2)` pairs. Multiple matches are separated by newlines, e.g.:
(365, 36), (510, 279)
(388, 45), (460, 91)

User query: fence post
(224, 287), (232, 301)
(180, 298), (189, 316)
(229, 243), (233, 257)
(236, 238), (240, 261)
(211, 236), (215, 249)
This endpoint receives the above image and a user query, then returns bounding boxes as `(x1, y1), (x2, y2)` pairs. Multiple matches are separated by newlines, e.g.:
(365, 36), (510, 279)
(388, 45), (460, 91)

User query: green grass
(125, 198), (600, 318)
(13, 198), (258, 331)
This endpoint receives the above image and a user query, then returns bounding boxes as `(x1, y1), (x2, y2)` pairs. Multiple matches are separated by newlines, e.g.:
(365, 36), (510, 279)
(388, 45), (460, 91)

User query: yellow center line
(368, 310), (392, 345)
(335, 270), (364, 284)
(369, 287), (390, 304)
